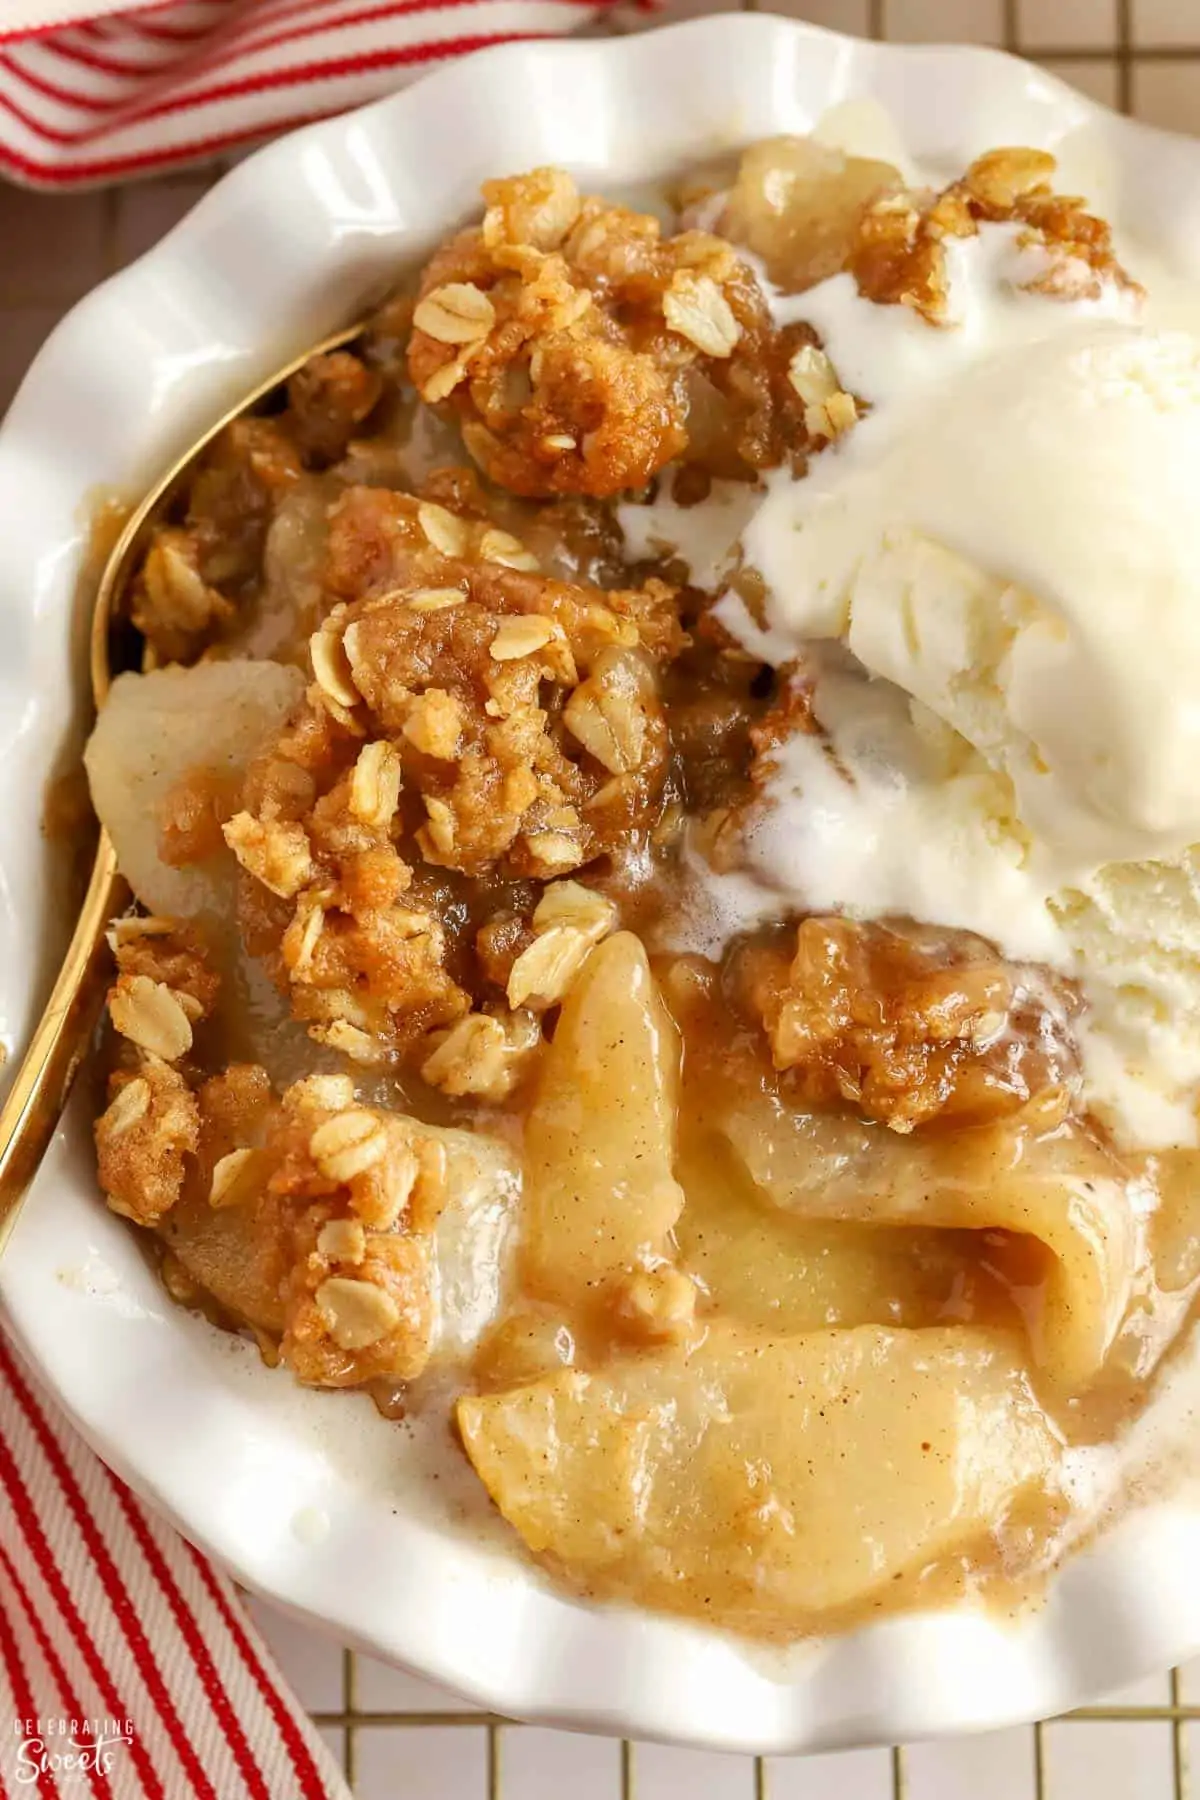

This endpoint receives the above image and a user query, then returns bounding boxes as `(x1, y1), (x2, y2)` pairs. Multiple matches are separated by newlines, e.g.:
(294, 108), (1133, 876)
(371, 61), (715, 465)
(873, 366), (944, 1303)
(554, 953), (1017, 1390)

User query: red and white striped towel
(0, 0), (627, 187)
(0, 1334), (350, 1799)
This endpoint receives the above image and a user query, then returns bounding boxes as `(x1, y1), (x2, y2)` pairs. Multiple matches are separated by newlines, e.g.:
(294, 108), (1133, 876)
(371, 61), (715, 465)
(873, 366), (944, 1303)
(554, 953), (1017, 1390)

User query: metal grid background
(5, 0), (1200, 1791)
(300, 1667), (1200, 1798)
(231, 1598), (1200, 1800)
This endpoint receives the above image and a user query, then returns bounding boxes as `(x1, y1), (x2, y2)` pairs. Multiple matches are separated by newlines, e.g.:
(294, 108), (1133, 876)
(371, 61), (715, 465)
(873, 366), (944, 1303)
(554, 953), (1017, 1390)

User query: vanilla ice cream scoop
(746, 321), (1200, 874)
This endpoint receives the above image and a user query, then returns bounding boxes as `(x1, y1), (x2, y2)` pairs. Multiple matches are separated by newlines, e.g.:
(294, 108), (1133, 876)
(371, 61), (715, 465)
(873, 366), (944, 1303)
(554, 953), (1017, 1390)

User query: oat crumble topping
(848, 146), (1142, 325)
(86, 133), (1182, 1643)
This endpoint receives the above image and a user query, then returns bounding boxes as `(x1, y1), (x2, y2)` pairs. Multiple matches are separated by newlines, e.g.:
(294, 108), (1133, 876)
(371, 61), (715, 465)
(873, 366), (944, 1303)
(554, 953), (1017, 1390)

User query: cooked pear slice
(1145, 1147), (1200, 1291)
(719, 135), (901, 293)
(521, 932), (684, 1313)
(85, 659), (303, 923)
(159, 1185), (291, 1335)
(675, 1131), (997, 1333)
(458, 1322), (1059, 1634)
(162, 1121), (517, 1355)
(429, 1132), (521, 1361)
(724, 1104), (1137, 1390)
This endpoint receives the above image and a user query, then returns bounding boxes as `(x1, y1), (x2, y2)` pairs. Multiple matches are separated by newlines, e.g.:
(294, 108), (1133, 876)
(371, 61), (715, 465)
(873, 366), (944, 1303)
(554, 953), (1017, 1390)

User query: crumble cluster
(405, 167), (814, 496)
(848, 146), (1141, 325)
(741, 916), (1081, 1135)
(95, 920), (459, 1389)
(226, 482), (675, 1080)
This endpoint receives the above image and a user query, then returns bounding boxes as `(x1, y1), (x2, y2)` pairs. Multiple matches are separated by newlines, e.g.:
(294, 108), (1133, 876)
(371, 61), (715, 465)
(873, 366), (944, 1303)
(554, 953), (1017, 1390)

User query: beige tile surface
(765, 0), (873, 29)
(904, 1729), (1038, 1800)
(1040, 54), (1122, 105)
(354, 1723), (489, 1800)
(497, 1728), (624, 1800)
(1041, 1721), (1177, 1800)
(1016, 0), (1117, 48)
(0, 178), (219, 414)
(765, 1747), (897, 1798)
(884, 0), (1004, 41)
(110, 177), (215, 269)
(633, 1742), (757, 1799)
(0, 183), (109, 306)
(1133, 56), (1200, 129)
(0, 304), (71, 415)
(1133, 0), (1200, 44)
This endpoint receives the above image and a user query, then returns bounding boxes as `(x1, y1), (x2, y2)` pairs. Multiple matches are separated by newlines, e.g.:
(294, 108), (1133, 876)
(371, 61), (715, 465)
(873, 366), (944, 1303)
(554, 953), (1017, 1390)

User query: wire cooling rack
(236, 1581), (1200, 1800)
(6, 1), (1200, 1791)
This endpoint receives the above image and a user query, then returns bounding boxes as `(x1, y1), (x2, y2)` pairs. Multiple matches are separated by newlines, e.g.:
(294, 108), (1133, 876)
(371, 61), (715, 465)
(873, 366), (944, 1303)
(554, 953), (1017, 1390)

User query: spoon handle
(0, 834), (124, 1259)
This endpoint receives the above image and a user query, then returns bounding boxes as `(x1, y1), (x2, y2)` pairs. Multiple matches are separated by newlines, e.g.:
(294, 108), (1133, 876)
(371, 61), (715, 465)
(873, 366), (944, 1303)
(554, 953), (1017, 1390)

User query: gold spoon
(0, 322), (361, 1258)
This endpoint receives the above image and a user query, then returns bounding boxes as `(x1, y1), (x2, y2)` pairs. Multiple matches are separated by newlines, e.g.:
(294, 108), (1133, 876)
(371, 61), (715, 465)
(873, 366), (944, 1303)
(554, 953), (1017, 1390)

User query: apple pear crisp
(84, 133), (1200, 1642)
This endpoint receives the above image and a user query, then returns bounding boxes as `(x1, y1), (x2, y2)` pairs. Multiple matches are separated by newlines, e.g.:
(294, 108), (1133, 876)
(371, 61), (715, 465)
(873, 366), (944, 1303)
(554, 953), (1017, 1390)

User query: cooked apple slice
(85, 659), (303, 923)
(723, 1104), (1137, 1390)
(521, 932), (684, 1314)
(458, 1322), (1059, 1633)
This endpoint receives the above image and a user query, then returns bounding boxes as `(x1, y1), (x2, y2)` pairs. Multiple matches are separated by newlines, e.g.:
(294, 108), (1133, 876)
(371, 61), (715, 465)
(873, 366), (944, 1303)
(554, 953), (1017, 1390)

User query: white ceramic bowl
(7, 15), (1200, 1754)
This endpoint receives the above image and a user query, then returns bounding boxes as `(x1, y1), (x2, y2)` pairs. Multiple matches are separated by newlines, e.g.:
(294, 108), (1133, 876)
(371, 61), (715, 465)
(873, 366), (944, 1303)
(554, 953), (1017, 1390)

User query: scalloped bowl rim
(4, 15), (1200, 1754)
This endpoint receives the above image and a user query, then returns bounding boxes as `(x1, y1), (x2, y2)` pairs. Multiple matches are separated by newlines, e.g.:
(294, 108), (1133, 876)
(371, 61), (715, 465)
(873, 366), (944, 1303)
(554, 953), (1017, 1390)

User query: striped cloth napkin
(0, 1335), (351, 1798)
(0, 0), (624, 186)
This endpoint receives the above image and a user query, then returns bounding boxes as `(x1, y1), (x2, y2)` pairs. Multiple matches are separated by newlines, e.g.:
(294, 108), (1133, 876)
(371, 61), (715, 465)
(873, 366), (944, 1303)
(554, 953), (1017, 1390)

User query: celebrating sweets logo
(10, 1717), (134, 1785)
